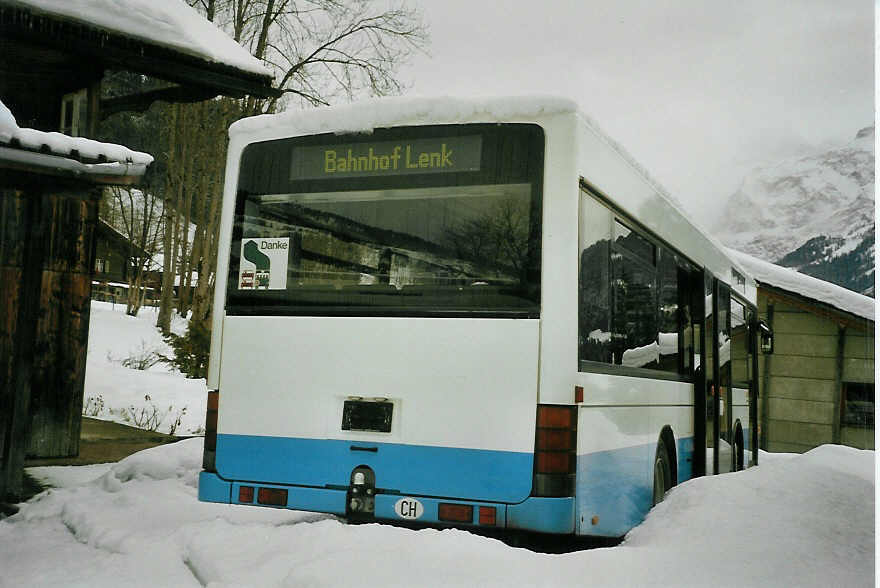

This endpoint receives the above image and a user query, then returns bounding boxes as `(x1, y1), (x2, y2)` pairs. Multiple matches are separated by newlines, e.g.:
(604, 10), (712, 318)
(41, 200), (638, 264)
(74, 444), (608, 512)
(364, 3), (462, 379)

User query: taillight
(202, 389), (219, 472)
(257, 487), (288, 506)
(533, 404), (577, 497)
(478, 506), (496, 526)
(438, 503), (473, 523)
(239, 486), (254, 503)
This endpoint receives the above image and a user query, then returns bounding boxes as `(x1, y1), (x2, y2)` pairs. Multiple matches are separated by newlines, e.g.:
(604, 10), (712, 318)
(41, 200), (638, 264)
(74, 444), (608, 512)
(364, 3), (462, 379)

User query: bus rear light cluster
(438, 503), (473, 523)
(257, 487), (288, 506)
(202, 389), (219, 472)
(533, 404), (577, 497)
(239, 486), (254, 503)
(478, 506), (496, 526)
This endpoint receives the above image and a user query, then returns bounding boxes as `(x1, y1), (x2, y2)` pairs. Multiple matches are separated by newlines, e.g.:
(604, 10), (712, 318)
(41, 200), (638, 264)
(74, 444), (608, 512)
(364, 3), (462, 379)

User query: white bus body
(199, 97), (759, 537)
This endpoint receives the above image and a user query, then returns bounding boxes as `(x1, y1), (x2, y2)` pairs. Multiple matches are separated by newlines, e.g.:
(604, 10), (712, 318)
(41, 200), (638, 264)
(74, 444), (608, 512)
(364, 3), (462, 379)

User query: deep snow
(4, 300), (872, 587)
(83, 301), (207, 435)
(2, 440), (873, 587)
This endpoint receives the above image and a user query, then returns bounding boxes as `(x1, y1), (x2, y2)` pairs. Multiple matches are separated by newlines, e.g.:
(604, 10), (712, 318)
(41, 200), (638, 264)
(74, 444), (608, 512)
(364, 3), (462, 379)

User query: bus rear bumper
(198, 471), (574, 534)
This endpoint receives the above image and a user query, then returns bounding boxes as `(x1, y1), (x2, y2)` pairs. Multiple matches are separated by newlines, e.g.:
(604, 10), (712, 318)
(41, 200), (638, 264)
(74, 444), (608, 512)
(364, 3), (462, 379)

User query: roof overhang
(0, 3), (278, 100)
(0, 145), (148, 186)
(760, 283), (874, 332)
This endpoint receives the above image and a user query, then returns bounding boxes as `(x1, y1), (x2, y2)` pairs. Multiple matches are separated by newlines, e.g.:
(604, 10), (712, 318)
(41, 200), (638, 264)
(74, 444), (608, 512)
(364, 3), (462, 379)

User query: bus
(198, 96), (770, 538)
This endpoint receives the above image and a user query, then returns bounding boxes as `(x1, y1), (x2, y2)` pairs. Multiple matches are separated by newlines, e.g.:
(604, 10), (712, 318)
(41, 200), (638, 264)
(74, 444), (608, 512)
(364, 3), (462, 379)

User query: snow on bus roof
(728, 248), (875, 322)
(6, 0), (270, 77)
(230, 95), (579, 137)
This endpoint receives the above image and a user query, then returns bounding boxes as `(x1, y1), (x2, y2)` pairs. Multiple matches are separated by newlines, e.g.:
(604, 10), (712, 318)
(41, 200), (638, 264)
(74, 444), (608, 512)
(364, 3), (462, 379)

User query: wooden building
(731, 250), (875, 452)
(0, 0), (275, 505)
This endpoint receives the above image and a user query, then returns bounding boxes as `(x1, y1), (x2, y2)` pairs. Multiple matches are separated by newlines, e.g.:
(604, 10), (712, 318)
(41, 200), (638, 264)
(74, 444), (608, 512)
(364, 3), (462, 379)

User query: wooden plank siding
(758, 294), (874, 453)
(0, 185), (99, 501)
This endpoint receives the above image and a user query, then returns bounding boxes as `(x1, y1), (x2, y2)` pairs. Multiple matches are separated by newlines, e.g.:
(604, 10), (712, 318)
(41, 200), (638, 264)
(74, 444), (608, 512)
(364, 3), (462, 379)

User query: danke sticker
(239, 237), (289, 290)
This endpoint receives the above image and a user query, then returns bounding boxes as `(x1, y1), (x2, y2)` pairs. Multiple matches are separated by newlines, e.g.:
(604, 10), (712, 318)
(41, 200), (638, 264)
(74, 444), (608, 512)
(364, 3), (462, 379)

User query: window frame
(225, 123), (545, 319)
(577, 180), (702, 382)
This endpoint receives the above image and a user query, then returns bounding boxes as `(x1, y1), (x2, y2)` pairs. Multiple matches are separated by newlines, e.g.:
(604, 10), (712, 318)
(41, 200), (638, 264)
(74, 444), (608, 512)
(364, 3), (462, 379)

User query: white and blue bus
(198, 96), (767, 538)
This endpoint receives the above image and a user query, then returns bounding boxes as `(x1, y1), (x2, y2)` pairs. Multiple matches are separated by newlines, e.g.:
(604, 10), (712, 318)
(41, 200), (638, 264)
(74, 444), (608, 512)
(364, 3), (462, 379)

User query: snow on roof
(728, 248), (875, 322)
(7, 0), (270, 77)
(230, 95), (579, 138)
(0, 98), (152, 175)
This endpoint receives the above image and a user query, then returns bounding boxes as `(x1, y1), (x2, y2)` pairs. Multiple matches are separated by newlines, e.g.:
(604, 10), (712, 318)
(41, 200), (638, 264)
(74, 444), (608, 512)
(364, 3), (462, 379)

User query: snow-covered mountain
(715, 126), (874, 296)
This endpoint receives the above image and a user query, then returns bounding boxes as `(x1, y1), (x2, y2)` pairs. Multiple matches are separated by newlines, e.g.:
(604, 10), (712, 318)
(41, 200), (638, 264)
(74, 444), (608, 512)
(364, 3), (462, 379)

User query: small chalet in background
(1, 0), (275, 505)
(731, 250), (875, 452)
(91, 219), (159, 305)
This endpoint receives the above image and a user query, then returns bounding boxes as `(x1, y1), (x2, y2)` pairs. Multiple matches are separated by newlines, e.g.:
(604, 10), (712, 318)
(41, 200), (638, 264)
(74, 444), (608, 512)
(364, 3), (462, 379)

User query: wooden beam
(101, 86), (219, 118)
(0, 8), (278, 100)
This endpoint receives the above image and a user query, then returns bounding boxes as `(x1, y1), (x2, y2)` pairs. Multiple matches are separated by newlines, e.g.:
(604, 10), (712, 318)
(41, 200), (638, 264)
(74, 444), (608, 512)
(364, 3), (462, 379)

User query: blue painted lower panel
(676, 436), (694, 484)
(215, 434), (533, 503)
(199, 471), (232, 503)
(575, 437), (694, 538)
(204, 434), (694, 537)
(507, 497), (575, 534)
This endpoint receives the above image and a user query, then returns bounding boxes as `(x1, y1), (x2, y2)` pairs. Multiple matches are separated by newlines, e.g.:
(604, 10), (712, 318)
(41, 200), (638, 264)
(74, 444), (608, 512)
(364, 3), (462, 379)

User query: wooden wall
(758, 291), (874, 453)
(0, 184), (98, 501)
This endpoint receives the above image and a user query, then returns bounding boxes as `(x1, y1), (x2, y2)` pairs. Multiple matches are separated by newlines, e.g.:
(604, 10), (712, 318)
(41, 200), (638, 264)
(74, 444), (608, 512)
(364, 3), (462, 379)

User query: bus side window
(578, 191), (613, 365)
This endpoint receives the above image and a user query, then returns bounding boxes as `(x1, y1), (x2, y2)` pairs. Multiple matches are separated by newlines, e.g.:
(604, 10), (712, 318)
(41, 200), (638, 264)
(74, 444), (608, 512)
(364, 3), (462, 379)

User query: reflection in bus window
(578, 190), (693, 378)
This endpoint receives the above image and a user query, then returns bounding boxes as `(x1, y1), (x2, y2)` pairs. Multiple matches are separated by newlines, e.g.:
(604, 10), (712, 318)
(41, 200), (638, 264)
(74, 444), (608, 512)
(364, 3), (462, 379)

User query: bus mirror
(758, 320), (773, 354)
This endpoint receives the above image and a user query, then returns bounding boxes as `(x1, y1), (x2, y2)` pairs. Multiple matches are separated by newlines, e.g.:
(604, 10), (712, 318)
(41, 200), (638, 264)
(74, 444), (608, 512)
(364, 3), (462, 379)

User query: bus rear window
(226, 124), (543, 318)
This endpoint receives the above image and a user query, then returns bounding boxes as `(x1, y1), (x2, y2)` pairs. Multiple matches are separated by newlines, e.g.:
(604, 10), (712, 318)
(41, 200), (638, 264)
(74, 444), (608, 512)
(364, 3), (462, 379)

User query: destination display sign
(290, 135), (482, 180)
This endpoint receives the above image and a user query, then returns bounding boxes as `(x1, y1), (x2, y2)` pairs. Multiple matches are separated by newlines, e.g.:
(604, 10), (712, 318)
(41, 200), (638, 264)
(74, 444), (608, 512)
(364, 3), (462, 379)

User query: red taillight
(438, 503), (473, 523)
(533, 404), (577, 497)
(478, 506), (496, 526)
(202, 389), (219, 472)
(257, 487), (288, 506)
(239, 486), (254, 503)
(536, 428), (574, 451)
(536, 452), (574, 474)
(537, 405), (574, 428)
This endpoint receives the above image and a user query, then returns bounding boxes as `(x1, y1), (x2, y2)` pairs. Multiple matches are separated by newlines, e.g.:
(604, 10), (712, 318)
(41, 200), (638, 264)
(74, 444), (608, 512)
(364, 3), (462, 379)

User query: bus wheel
(652, 442), (672, 506)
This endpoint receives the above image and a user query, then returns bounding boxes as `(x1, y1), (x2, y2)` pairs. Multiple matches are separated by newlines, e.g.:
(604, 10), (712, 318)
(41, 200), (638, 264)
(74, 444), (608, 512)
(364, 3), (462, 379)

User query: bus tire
(652, 441), (672, 506)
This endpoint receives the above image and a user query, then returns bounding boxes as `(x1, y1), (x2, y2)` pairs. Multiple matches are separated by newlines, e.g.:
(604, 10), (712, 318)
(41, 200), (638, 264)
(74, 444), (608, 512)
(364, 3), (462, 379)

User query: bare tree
(154, 1), (427, 337)
(105, 186), (163, 316)
(193, 0), (427, 113)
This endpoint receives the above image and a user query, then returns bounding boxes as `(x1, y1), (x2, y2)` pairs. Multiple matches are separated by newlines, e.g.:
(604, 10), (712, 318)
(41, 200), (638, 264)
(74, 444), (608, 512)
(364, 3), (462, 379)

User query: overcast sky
(400, 0), (874, 228)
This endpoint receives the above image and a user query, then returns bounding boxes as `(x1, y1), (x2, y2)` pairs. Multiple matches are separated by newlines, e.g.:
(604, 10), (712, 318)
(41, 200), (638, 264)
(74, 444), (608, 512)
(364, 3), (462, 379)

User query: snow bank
(729, 248), (875, 321)
(3, 441), (873, 587)
(10, 0), (269, 76)
(84, 301), (207, 435)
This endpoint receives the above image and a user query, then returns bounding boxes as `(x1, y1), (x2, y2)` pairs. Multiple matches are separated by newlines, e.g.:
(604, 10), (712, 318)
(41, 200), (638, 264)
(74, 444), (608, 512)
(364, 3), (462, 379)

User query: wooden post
(0, 189), (40, 501)
(26, 189), (99, 458)
(0, 182), (100, 503)
(760, 302), (774, 450)
(831, 325), (846, 444)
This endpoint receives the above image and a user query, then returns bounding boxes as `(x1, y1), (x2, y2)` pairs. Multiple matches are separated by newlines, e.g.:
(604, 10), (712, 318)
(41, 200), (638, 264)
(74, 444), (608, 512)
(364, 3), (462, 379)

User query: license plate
(342, 400), (393, 433)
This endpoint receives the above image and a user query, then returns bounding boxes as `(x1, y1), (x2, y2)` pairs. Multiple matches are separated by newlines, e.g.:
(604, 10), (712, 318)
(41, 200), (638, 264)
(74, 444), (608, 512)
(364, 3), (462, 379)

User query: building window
(841, 382), (874, 428)
(95, 258), (107, 273)
(60, 89), (88, 137)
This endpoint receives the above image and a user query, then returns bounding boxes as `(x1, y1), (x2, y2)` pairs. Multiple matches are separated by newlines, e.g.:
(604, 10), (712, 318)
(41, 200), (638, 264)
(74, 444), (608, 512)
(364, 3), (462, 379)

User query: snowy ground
(1, 441), (873, 587)
(83, 301), (207, 435)
(5, 301), (872, 586)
